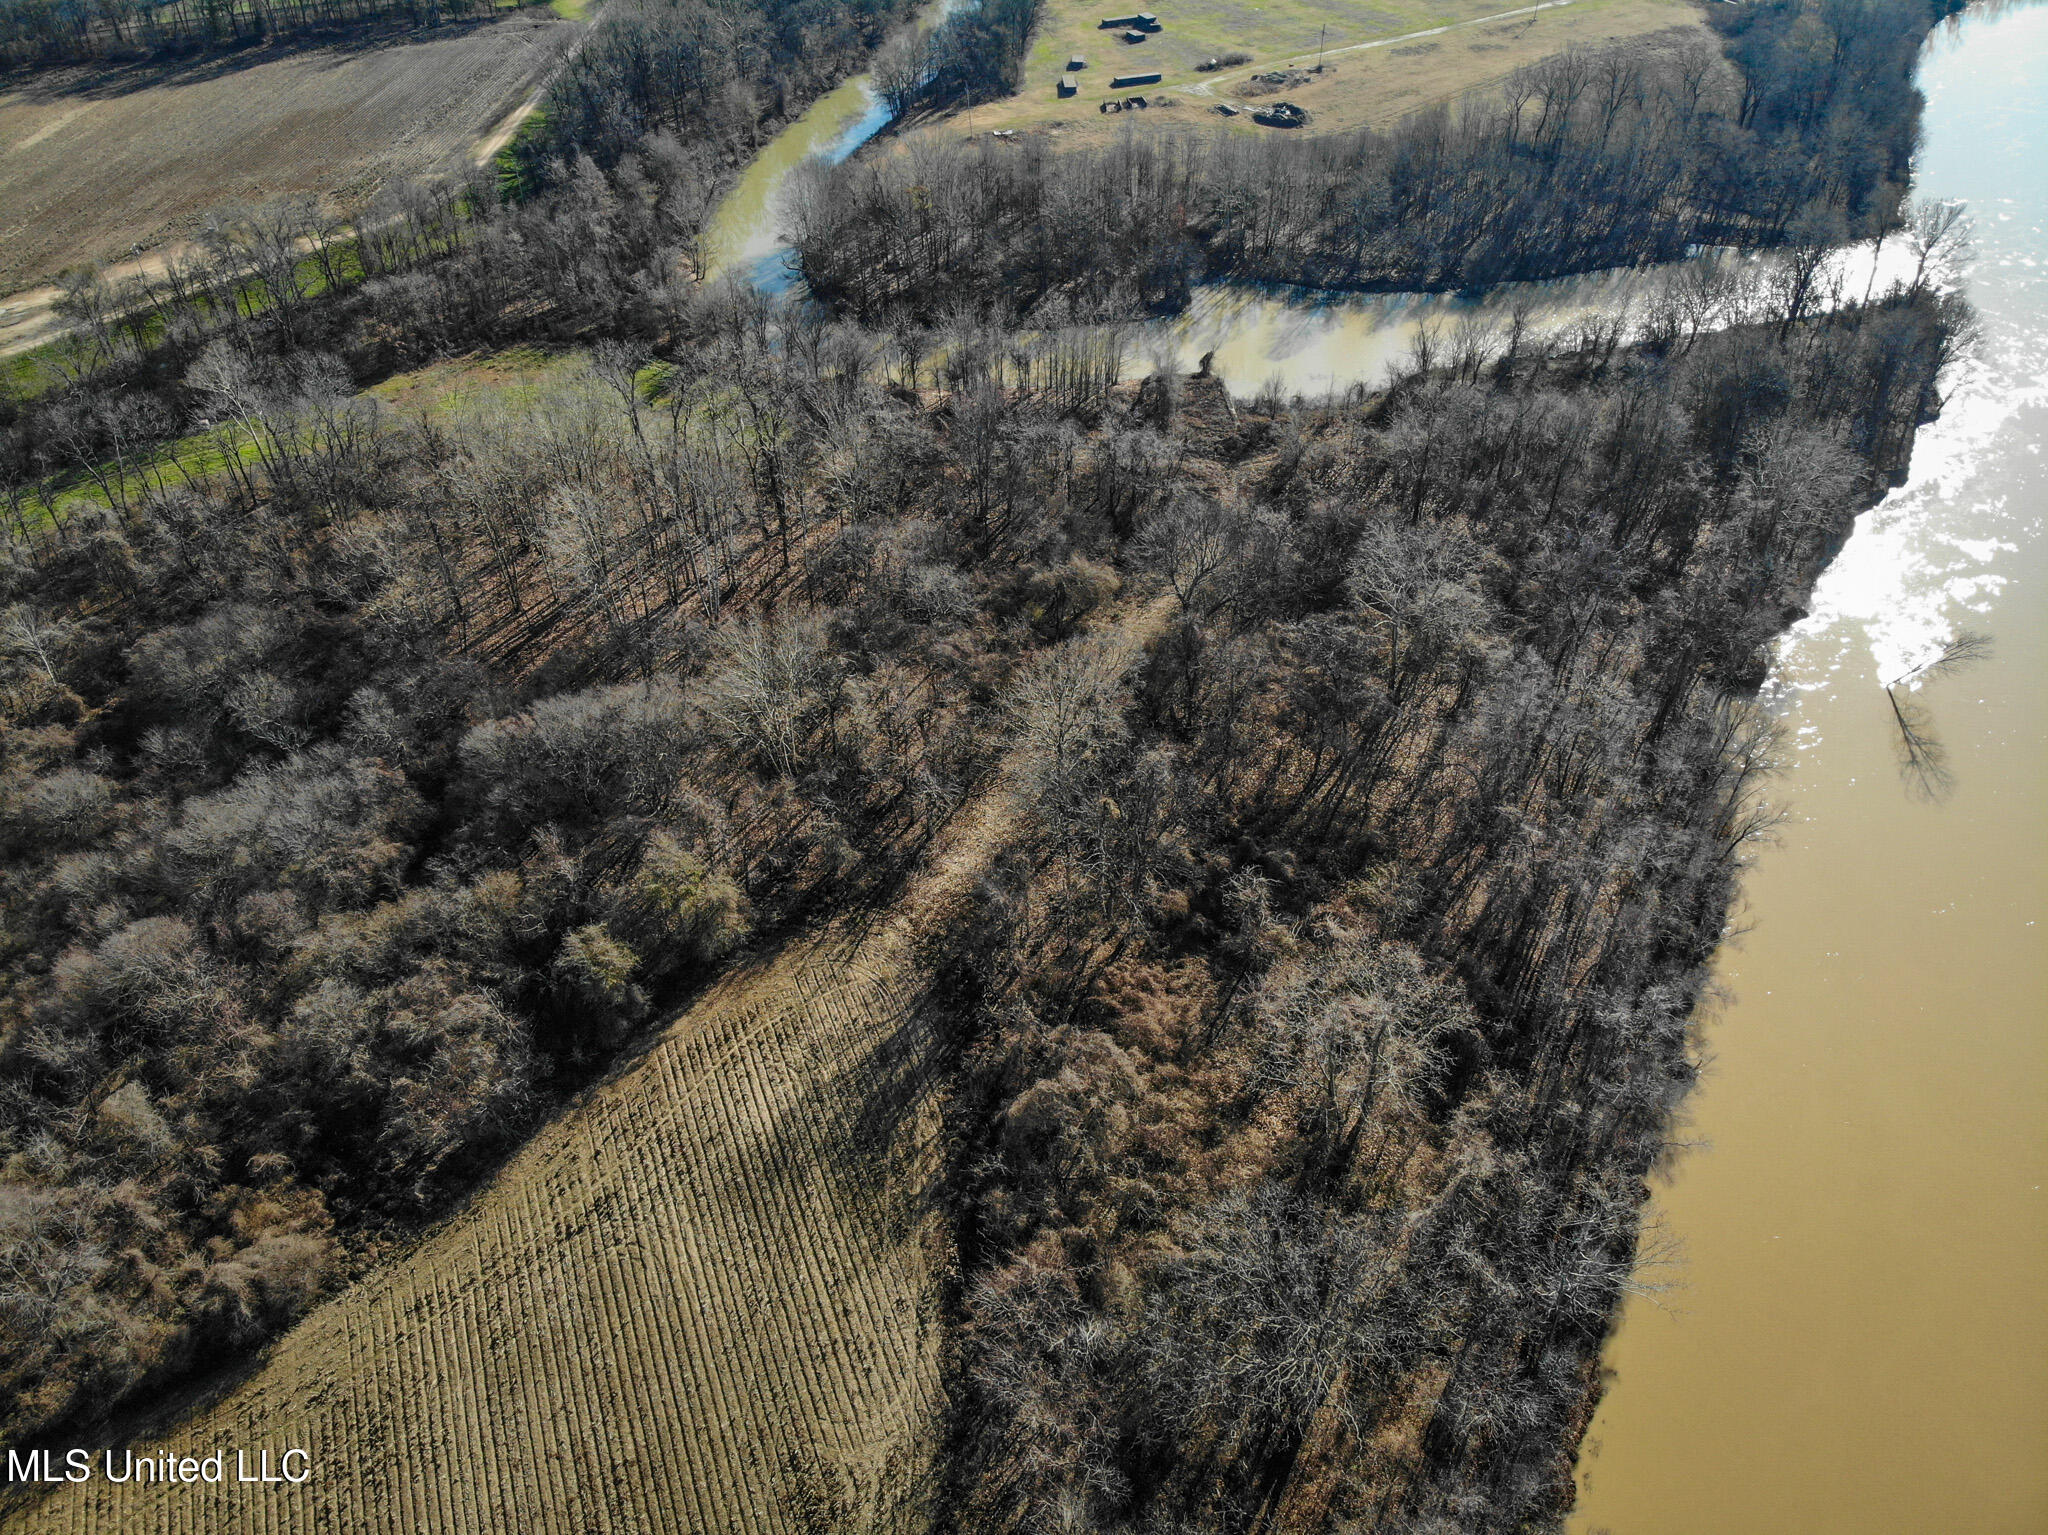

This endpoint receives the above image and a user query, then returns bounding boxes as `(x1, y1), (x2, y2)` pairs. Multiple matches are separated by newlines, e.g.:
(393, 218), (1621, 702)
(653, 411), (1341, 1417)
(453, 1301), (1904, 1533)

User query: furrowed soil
(0, 13), (572, 293)
(918, 0), (1700, 147)
(0, 598), (1173, 1534)
(8, 954), (948, 1534)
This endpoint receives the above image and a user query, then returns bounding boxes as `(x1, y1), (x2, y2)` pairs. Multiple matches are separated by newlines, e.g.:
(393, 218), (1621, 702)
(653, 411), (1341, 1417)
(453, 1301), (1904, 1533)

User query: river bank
(1573, 3), (2048, 1529)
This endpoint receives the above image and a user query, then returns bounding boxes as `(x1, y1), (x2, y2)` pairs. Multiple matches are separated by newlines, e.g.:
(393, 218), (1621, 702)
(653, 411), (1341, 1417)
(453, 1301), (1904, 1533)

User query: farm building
(1098, 11), (1160, 27)
(1110, 71), (1161, 87)
(1058, 73), (1078, 96)
(1068, 54), (1087, 69)
(1122, 28), (1146, 42)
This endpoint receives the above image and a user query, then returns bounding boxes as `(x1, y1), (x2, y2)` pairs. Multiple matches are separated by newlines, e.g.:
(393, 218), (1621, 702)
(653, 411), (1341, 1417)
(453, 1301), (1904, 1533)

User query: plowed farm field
(3, 957), (948, 1534)
(0, 605), (1171, 1534)
(0, 13), (570, 293)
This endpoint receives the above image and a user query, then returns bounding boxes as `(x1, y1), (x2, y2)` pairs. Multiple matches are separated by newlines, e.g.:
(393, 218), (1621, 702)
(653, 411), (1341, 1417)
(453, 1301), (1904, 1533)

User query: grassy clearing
(369, 345), (592, 418)
(1, 343), (64, 398)
(1028, 0), (1484, 80)
(10, 422), (265, 533)
(921, 0), (1700, 144)
(14, 346), (592, 536)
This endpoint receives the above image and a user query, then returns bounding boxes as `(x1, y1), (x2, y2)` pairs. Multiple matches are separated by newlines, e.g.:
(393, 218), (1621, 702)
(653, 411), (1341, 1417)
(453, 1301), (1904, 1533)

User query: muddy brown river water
(709, 8), (2048, 1519)
(1573, 5), (2048, 1528)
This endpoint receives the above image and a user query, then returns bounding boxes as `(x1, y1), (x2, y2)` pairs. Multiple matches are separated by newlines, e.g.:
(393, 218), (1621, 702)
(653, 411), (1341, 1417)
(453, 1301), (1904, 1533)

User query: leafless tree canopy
(0, 0), (1970, 1524)
(797, 0), (1937, 322)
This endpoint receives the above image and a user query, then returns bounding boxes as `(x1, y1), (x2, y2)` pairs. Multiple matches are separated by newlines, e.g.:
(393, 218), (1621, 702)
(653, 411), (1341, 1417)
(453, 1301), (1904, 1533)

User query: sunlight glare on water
(1572, 5), (2048, 1531)
(1786, 214), (2048, 693)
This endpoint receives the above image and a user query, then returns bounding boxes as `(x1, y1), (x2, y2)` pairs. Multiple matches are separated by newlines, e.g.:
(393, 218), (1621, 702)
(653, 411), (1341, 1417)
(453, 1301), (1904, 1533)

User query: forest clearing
(0, 11), (572, 295)
(917, 0), (1699, 144)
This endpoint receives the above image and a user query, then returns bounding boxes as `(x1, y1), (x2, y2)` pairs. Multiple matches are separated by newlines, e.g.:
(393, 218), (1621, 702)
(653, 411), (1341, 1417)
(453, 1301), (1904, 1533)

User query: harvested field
(0, 13), (571, 293)
(918, 0), (1701, 147)
(1, 957), (947, 1534)
(0, 594), (1170, 1535)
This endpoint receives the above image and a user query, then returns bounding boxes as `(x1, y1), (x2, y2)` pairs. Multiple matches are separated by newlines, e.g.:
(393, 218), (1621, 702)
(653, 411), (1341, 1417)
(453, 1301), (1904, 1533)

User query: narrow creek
(700, 0), (963, 288)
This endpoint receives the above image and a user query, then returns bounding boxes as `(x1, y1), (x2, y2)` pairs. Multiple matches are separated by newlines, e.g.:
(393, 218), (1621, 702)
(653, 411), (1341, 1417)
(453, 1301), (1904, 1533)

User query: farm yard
(921, 0), (1702, 145)
(0, 12), (572, 295)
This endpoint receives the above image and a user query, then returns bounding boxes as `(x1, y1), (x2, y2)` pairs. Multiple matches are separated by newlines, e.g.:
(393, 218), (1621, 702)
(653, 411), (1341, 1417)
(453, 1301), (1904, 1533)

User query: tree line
(794, 0), (1948, 322)
(505, 0), (919, 187)
(3, 153), (716, 529)
(927, 271), (1969, 1531)
(872, 0), (1043, 120)
(0, 0), (522, 67)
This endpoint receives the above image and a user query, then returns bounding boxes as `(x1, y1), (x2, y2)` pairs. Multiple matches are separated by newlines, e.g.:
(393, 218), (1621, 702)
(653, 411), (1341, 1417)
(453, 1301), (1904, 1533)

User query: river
(700, 79), (894, 289)
(1572, 4), (2048, 1529)
(1143, 241), (1914, 398)
(699, 0), (966, 289)
(703, 4), (2048, 1522)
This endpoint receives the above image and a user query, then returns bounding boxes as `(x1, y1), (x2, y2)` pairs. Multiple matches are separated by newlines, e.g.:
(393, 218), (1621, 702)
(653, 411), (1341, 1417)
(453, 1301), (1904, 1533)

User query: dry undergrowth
(4, 595), (1172, 1535)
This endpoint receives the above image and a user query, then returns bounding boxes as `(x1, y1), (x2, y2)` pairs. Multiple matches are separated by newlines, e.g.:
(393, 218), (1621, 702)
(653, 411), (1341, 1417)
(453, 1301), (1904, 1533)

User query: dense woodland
(0, 0), (1974, 1524)
(0, 284), (1007, 1453)
(929, 273), (1967, 1532)
(0, 0), (530, 67)
(0, 253), (1967, 1517)
(799, 0), (1945, 320)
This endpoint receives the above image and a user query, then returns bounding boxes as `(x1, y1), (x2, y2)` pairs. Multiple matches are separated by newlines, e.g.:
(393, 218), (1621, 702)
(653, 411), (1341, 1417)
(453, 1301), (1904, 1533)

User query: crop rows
(9, 960), (944, 1534)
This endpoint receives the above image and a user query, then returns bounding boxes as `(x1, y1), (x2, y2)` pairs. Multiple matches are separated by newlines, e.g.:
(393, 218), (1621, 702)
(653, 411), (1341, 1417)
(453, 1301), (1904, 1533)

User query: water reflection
(1573, 3), (2048, 1529)
(1142, 238), (1928, 398)
(1884, 632), (1994, 802)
